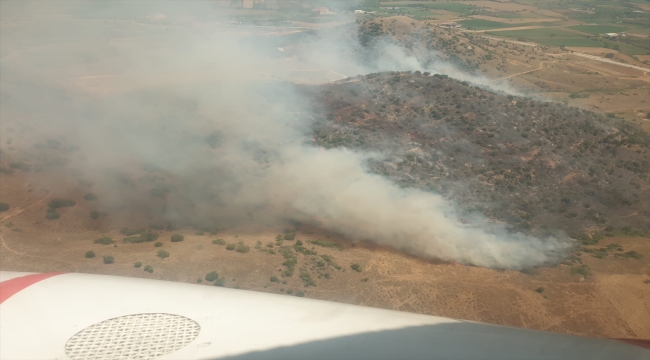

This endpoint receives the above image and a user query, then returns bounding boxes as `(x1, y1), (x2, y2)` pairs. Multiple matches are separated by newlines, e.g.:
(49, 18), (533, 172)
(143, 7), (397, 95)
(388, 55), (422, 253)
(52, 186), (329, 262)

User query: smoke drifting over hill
(0, 1), (572, 268)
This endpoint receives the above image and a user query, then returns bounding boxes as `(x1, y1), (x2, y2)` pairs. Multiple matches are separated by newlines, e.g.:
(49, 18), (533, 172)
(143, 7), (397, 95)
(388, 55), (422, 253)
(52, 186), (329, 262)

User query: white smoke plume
(0, 1), (571, 269)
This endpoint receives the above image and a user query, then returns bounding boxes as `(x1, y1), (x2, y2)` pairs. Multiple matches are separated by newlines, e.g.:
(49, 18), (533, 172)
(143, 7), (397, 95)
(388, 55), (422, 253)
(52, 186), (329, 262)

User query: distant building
(313, 7), (335, 15)
(354, 10), (366, 14)
(602, 33), (619, 38)
(439, 22), (461, 28)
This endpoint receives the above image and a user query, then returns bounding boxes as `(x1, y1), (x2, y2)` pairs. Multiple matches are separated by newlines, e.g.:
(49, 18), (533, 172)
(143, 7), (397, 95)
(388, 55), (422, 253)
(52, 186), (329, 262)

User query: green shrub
(197, 279), (202, 283)
(150, 187), (167, 198)
(154, 242), (163, 247)
(134, 261), (142, 268)
(214, 278), (225, 287)
(205, 271), (219, 282)
(350, 264), (362, 272)
(171, 234), (184, 242)
(571, 265), (591, 276)
(84, 193), (98, 201)
(149, 222), (165, 230)
(226, 243), (236, 251)
(48, 199), (75, 209)
(94, 237), (114, 245)
(144, 265), (153, 273)
(85, 251), (95, 258)
(90, 211), (100, 219)
(157, 250), (169, 259)
(45, 210), (60, 220)
(103, 255), (114, 264)
(235, 242), (250, 253)
(270, 276), (279, 282)
(286, 289), (293, 294)
(615, 251), (643, 260)
(212, 239), (226, 245)
(0, 203), (9, 212)
(361, 277), (368, 282)
(121, 227), (144, 236)
(296, 291), (305, 297)
(299, 272), (317, 287)
(284, 232), (296, 240)
(123, 230), (159, 244)
(535, 287), (545, 293)
(295, 240), (303, 246)
(309, 239), (344, 251)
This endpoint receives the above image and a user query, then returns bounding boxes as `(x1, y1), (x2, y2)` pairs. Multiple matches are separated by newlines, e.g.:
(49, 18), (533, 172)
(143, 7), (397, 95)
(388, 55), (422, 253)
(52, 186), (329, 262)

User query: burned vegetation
(301, 72), (650, 240)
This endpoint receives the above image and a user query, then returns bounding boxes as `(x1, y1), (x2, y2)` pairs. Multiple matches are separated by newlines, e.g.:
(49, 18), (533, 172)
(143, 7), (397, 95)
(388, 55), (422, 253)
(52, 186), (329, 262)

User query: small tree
(134, 262), (142, 268)
(205, 271), (219, 282)
(85, 251), (95, 258)
(171, 234), (184, 242)
(103, 255), (114, 264)
(157, 250), (169, 259)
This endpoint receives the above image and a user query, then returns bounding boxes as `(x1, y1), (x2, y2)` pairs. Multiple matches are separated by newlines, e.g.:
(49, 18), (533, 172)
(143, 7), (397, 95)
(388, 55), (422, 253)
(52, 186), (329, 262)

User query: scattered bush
(90, 211), (100, 219)
(0, 203), (9, 212)
(283, 232), (296, 240)
(571, 264), (591, 276)
(121, 228), (144, 236)
(149, 222), (165, 230)
(296, 291), (305, 297)
(235, 242), (250, 253)
(154, 242), (163, 247)
(84, 193), (98, 201)
(134, 261), (142, 268)
(170, 234), (184, 242)
(48, 199), (76, 209)
(157, 250), (169, 259)
(286, 289), (293, 294)
(299, 272), (317, 287)
(615, 251), (643, 260)
(535, 287), (545, 294)
(197, 279), (202, 283)
(144, 265), (153, 273)
(212, 239), (226, 245)
(309, 239), (344, 251)
(214, 278), (225, 287)
(103, 255), (114, 264)
(270, 276), (279, 282)
(94, 236), (114, 245)
(205, 271), (219, 282)
(361, 277), (368, 282)
(226, 243), (236, 251)
(85, 251), (95, 258)
(45, 210), (60, 220)
(124, 230), (159, 244)
(350, 264), (362, 272)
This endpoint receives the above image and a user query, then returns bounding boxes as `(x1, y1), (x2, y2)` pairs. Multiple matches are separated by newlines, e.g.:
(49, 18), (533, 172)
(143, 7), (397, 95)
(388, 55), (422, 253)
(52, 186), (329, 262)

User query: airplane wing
(1, 271), (648, 360)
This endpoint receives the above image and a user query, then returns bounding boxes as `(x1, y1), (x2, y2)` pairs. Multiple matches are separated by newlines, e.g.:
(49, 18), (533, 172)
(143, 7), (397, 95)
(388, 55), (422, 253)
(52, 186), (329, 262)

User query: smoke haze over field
(0, 1), (572, 269)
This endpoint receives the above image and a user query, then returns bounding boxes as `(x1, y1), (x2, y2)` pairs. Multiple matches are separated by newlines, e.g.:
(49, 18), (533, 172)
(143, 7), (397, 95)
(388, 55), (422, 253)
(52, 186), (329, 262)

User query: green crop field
(490, 28), (604, 47)
(460, 19), (523, 30)
(569, 25), (628, 35)
(380, 2), (475, 13)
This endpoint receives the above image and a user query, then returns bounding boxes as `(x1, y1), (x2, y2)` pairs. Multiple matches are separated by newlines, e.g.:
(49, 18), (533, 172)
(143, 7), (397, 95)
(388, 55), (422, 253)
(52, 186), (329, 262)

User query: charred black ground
(301, 72), (650, 243)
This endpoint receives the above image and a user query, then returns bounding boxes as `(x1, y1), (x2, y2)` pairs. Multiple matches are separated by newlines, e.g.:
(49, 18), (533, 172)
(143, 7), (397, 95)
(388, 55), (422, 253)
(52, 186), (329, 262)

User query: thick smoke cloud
(0, 1), (571, 269)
